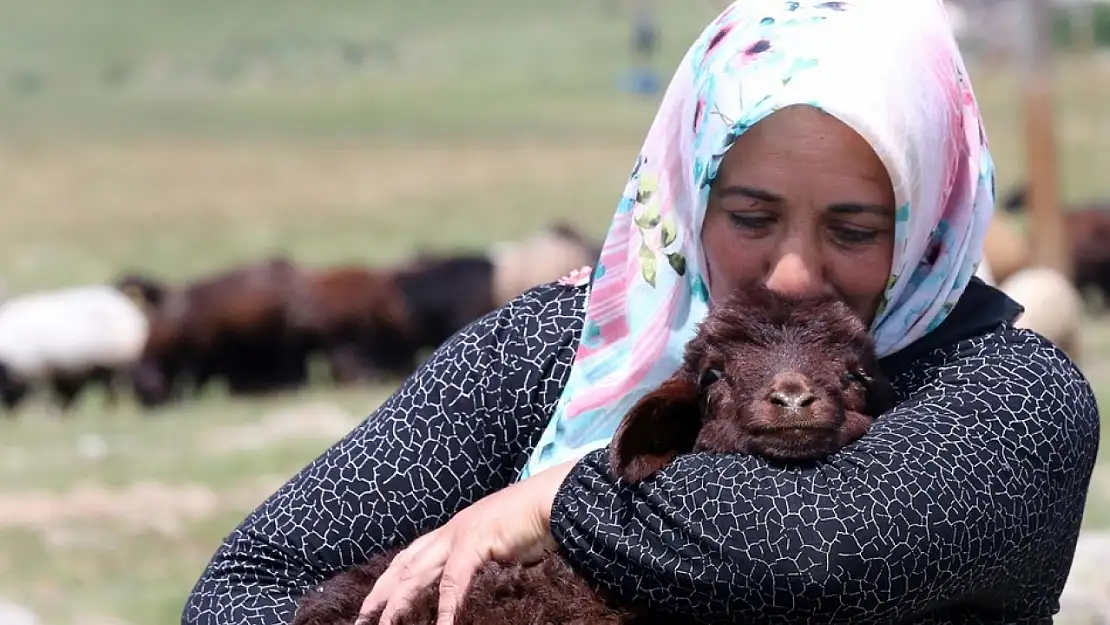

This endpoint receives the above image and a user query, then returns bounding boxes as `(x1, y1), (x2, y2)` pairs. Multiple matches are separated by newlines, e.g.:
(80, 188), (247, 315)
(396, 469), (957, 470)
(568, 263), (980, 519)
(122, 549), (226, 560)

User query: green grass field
(0, 1), (1107, 623)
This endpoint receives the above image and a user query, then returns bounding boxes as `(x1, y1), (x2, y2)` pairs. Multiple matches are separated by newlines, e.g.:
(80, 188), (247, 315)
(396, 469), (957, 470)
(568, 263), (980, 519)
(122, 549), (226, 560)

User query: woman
(181, 1), (1101, 624)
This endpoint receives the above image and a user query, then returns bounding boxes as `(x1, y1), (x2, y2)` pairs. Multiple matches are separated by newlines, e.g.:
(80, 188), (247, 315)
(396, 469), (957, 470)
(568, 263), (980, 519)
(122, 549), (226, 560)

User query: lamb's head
(609, 284), (896, 483)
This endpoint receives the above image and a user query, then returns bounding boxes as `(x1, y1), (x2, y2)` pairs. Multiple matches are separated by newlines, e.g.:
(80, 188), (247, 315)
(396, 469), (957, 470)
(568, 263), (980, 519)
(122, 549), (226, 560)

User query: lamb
(0, 284), (150, 412)
(291, 284), (897, 625)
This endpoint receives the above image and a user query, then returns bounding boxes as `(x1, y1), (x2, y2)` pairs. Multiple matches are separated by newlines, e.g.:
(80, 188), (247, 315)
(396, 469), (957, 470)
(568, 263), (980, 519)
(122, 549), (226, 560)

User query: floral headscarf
(519, 0), (995, 480)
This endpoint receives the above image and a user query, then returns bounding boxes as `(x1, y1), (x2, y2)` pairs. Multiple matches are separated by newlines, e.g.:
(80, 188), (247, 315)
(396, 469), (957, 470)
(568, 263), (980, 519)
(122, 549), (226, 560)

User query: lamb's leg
(0, 383), (27, 415)
(90, 366), (119, 407)
(0, 363), (27, 415)
(51, 373), (88, 413)
(326, 343), (369, 386)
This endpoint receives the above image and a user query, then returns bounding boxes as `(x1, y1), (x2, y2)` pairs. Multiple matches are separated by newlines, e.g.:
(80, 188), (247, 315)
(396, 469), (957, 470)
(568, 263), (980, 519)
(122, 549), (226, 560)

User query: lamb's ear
(866, 374), (898, 416)
(858, 356), (897, 416)
(608, 374), (703, 484)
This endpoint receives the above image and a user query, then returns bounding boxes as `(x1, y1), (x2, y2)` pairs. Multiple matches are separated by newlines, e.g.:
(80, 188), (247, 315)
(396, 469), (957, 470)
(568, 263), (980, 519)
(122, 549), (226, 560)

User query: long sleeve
(551, 326), (1101, 624)
(181, 283), (587, 625)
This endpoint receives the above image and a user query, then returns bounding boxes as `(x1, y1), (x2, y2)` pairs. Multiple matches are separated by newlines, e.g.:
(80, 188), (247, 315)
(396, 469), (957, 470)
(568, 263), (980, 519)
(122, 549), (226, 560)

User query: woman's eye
(699, 368), (723, 389)
(728, 213), (774, 230)
(831, 225), (879, 245)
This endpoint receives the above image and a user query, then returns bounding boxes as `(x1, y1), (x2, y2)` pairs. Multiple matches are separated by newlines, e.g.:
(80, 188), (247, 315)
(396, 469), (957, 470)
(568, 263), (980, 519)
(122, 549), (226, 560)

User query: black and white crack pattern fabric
(182, 281), (1100, 625)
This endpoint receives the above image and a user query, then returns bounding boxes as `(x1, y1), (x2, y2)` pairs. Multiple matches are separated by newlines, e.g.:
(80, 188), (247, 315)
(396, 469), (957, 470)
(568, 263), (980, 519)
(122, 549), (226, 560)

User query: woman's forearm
(550, 342), (1099, 622)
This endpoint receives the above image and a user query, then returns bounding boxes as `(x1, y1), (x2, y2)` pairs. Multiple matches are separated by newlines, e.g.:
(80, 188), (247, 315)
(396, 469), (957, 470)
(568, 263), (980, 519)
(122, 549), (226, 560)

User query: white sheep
(975, 257), (996, 286)
(487, 223), (601, 307)
(0, 284), (150, 412)
(998, 266), (1084, 363)
(982, 213), (1031, 284)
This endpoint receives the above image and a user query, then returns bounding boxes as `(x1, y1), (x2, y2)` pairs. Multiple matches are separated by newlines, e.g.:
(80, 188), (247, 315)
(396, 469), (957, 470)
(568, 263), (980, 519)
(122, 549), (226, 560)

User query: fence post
(1015, 0), (1073, 280)
(1071, 2), (1097, 53)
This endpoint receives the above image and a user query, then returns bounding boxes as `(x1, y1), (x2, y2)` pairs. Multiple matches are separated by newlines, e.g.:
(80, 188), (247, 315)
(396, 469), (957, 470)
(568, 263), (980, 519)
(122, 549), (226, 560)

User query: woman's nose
(765, 251), (824, 298)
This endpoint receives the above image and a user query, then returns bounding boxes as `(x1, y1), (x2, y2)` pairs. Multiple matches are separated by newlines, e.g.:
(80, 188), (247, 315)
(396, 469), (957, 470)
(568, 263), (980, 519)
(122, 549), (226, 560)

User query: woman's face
(701, 105), (896, 325)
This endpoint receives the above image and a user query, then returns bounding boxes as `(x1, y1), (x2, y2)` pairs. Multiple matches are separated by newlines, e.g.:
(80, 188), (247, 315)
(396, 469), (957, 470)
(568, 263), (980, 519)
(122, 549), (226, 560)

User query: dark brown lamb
(292, 284), (898, 625)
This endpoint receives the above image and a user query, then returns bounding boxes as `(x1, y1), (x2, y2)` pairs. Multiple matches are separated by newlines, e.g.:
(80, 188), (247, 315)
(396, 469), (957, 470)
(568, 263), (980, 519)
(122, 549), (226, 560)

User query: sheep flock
(0, 181), (1102, 417)
(0, 223), (599, 415)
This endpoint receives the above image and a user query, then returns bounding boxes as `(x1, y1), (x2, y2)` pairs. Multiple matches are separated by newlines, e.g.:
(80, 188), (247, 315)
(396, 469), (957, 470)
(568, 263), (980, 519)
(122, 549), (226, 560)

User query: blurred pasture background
(0, 0), (1107, 623)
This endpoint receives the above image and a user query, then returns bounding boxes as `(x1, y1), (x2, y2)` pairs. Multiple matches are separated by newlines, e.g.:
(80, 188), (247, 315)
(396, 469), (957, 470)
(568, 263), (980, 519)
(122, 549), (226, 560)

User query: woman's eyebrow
(828, 203), (893, 216)
(717, 187), (892, 216)
(716, 185), (782, 202)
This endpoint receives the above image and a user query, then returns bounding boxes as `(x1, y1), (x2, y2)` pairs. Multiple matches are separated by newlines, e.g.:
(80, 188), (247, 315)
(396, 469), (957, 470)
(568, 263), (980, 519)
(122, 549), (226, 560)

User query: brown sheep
(381, 222), (601, 365)
(286, 265), (418, 385)
(291, 284), (897, 625)
(116, 257), (310, 407)
(389, 254), (499, 359)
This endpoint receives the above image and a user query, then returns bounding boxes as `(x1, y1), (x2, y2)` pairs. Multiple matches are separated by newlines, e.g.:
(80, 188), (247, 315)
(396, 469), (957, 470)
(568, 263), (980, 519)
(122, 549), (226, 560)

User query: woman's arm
(552, 328), (1101, 623)
(181, 284), (584, 625)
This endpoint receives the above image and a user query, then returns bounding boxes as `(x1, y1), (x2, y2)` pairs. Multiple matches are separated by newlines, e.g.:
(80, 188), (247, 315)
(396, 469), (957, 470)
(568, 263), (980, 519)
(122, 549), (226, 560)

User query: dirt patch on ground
(200, 400), (363, 454)
(71, 615), (133, 625)
(0, 476), (287, 540)
(0, 401), (362, 542)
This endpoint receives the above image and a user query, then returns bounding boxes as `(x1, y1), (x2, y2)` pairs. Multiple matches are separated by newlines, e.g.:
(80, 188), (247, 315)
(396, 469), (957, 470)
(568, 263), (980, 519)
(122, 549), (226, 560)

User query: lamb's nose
(769, 389), (816, 409)
(768, 372), (816, 409)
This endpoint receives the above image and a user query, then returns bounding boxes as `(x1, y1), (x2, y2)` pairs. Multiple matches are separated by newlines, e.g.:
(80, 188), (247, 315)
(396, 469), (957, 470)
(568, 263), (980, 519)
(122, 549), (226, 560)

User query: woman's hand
(360, 458), (579, 625)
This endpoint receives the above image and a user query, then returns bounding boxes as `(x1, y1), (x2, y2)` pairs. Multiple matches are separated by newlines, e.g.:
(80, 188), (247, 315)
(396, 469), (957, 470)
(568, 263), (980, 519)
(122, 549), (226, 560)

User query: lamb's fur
(292, 285), (897, 625)
(609, 285), (896, 482)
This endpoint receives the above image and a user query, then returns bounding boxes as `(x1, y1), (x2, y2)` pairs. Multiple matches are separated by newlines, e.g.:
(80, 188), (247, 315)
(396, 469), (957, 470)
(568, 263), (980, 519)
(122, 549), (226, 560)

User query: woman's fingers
(435, 547), (484, 625)
(359, 531), (439, 620)
(350, 468), (574, 625)
(376, 535), (453, 625)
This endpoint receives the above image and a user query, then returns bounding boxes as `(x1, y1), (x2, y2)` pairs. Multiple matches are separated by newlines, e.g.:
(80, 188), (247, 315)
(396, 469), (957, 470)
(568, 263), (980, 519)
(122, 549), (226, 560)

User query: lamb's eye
(845, 370), (872, 386)
(699, 368), (723, 389)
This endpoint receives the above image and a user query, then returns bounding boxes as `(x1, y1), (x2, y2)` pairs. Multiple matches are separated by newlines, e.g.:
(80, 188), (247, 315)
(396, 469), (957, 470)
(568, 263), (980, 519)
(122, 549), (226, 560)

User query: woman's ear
(608, 374), (703, 484)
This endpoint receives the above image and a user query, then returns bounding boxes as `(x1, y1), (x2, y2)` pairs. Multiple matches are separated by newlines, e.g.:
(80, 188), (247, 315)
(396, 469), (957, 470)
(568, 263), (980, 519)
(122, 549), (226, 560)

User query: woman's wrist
(533, 458), (581, 536)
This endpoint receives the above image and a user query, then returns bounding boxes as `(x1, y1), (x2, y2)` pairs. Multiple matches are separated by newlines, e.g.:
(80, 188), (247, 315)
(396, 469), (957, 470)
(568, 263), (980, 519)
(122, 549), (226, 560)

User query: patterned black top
(181, 278), (1101, 625)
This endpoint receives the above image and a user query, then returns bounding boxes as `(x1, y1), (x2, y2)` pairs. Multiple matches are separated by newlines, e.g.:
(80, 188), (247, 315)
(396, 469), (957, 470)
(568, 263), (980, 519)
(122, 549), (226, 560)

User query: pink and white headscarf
(520, 0), (995, 479)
